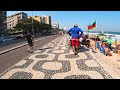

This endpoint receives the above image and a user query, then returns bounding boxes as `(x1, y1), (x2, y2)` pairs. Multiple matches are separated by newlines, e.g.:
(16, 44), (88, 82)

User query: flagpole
(88, 22), (90, 35)
(88, 29), (89, 33)
(88, 21), (97, 50)
(95, 21), (97, 50)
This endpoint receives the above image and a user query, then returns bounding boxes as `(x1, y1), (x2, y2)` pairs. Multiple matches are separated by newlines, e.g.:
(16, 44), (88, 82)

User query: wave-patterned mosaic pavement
(0, 35), (114, 79)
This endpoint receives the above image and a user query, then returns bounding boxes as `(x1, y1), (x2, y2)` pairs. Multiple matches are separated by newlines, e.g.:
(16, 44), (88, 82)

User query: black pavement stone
(32, 60), (71, 79)
(35, 54), (49, 58)
(47, 50), (69, 54)
(65, 54), (79, 58)
(76, 59), (112, 79)
(64, 75), (91, 79)
(9, 71), (33, 79)
(13, 59), (34, 69)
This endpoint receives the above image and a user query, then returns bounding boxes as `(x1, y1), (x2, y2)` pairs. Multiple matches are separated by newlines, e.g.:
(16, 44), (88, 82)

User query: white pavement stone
(85, 60), (100, 67)
(42, 62), (62, 70)
(53, 47), (59, 49)
(58, 53), (87, 61)
(15, 60), (27, 66)
(53, 50), (65, 53)
(28, 53), (55, 61)
(61, 47), (68, 50)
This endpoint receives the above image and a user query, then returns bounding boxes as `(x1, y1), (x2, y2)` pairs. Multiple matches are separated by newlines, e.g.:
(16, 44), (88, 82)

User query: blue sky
(7, 11), (120, 32)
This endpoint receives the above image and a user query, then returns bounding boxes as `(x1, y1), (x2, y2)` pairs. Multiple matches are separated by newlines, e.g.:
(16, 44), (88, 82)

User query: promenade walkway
(1, 34), (120, 79)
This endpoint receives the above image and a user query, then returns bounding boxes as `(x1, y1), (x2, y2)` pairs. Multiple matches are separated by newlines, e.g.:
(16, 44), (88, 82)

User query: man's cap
(74, 24), (78, 27)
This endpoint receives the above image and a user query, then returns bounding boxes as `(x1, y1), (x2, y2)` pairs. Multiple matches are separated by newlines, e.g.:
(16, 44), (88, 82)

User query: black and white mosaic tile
(64, 75), (91, 79)
(65, 54), (79, 58)
(35, 54), (49, 58)
(47, 50), (70, 54)
(32, 60), (71, 79)
(0, 35), (115, 79)
(13, 59), (34, 69)
(9, 71), (33, 79)
(76, 59), (112, 79)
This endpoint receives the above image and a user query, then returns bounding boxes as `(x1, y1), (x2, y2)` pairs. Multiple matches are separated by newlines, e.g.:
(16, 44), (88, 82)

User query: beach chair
(96, 41), (101, 50)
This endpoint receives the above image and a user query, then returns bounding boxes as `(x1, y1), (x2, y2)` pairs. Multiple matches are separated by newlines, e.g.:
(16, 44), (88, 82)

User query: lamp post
(32, 11), (35, 36)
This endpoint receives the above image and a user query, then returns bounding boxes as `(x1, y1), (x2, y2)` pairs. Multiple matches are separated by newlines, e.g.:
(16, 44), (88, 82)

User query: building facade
(30, 15), (51, 25)
(0, 11), (7, 36)
(7, 12), (28, 30)
(43, 16), (51, 25)
(28, 16), (42, 23)
(52, 22), (59, 29)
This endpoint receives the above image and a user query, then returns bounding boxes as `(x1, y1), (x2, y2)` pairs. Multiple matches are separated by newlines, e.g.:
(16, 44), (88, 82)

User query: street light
(32, 11), (35, 36)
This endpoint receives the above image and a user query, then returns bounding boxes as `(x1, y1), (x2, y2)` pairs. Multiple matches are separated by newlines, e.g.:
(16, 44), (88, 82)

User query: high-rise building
(28, 16), (42, 23)
(44, 16), (51, 25)
(7, 12), (28, 30)
(0, 11), (7, 36)
(52, 22), (59, 29)
(30, 15), (51, 25)
(41, 16), (45, 23)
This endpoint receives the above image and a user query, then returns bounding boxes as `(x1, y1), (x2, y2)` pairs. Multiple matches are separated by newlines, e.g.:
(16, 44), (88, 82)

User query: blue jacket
(67, 27), (83, 39)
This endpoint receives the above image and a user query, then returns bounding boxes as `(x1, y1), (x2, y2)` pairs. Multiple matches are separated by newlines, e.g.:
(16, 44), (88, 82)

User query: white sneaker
(30, 50), (33, 53)
(28, 49), (30, 53)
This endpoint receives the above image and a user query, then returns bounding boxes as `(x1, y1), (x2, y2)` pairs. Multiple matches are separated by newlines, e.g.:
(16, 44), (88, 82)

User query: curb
(0, 35), (55, 55)
(0, 35), (60, 77)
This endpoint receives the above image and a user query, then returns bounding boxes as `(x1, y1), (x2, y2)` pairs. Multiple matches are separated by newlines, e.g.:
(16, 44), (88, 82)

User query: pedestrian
(68, 35), (72, 49)
(67, 24), (83, 55)
(25, 31), (34, 53)
(59, 31), (62, 35)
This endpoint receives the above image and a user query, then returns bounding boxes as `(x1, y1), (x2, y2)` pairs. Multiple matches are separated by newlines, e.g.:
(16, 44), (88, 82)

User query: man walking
(25, 31), (34, 53)
(67, 24), (83, 55)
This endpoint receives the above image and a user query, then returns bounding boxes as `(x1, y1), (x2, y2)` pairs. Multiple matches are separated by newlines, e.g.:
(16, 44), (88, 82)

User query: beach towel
(101, 46), (106, 55)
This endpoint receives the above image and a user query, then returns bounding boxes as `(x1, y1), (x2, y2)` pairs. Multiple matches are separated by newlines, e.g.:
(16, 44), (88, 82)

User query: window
(17, 16), (21, 20)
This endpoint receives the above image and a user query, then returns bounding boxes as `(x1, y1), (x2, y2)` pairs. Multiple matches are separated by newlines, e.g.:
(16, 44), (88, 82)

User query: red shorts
(71, 39), (79, 47)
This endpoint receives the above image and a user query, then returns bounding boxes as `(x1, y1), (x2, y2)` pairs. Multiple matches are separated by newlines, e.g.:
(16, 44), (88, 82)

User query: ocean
(90, 31), (120, 35)
(85, 31), (120, 40)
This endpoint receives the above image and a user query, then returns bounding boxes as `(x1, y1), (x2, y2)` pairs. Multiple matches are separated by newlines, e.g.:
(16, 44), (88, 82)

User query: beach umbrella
(98, 36), (105, 39)
(106, 38), (115, 44)
(98, 34), (106, 36)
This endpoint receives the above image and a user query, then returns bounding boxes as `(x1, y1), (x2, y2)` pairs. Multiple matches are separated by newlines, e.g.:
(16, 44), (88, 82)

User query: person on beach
(81, 35), (91, 48)
(79, 34), (85, 48)
(113, 44), (120, 53)
(67, 35), (72, 49)
(106, 41), (113, 51)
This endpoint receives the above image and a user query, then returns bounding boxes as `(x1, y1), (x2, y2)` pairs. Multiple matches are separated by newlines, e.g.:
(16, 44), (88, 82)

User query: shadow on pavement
(78, 46), (89, 52)
(39, 47), (52, 50)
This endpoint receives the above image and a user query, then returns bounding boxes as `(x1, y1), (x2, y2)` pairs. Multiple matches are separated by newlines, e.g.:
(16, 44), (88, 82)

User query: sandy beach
(90, 39), (120, 65)
(88, 48), (120, 79)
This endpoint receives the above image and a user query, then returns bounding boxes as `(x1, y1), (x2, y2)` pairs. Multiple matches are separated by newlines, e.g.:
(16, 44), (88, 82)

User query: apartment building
(0, 11), (7, 36)
(43, 15), (51, 25)
(28, 16), (42, 23)
(7, 12), (28, 30)
(30, 15), (51, 25)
